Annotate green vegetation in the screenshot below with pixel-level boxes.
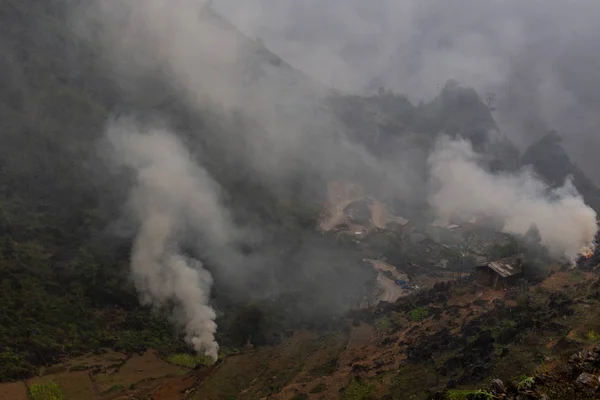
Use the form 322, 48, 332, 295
517, 376, 535, 390
167, 353, 213, 368
2, 1, 600, 397
409, 307, 430, 322
29, 381, 64, 400
445, 389, 494, 400
344, 378, 373, 400
489, 242, 519, 260
0, 0, 368, 382
167, 353, 198, 368
374, 317, 393, 331
587, 329, 600, 342
0, 12, 190, 373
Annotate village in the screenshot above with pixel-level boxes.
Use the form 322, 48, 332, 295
318, 181, 600, 307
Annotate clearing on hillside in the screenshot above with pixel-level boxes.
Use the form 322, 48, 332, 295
93, 350, 184, 395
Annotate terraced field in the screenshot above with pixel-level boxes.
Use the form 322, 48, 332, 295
0, 349, 196, 400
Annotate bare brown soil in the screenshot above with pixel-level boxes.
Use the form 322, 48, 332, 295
537, 271, 595, 292
149, 375, 197, 400
376, 273, 406, 303
0, 382, 28, 400
370, 201, 408, 229
54, 371, 95, 400
94, 350, 184, 395
10, 349, 193, 400
319, 181, 408, 234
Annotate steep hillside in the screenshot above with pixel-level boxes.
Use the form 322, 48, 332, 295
1, 1, 600, 397
522, 131, 600, 212
328, 81, 522, 189
5, 270, 600, 399
0, 0, 339, 381
190, 271, 600, 400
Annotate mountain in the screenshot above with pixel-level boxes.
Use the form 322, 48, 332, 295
522, 131, 600, 212
1, 1, 600, 398
0, 0, 370, 381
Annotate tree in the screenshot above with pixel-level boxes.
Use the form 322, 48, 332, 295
525, 223, 541, 245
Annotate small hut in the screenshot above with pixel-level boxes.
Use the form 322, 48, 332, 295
474, 257, 524, 289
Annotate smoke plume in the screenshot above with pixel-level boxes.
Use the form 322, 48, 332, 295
73, 0, 600, 357
105, 118, 241, 360
70, 0, 408, 354
428, 136, 597, 259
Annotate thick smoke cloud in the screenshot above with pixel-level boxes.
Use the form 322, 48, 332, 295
75, 0, 599, 358
74, 0, 426, 202
214, 0, 600, 182
428, 136, 597, 259
74, 0, 395, 357
105, 119, 243, 360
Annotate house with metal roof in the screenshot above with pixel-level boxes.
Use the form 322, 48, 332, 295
474, 256, 524, 289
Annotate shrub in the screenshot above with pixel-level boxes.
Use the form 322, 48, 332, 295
344, 378, 373, 400
409, 307, 429, 322
445, 389, 494, 400
375, 317, 392, 331
517, 376, 535, 390
587, 329, 600, 342
167, 353, 196, 368
29, 381, 64, 400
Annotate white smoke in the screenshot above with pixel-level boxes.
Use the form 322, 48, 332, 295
428, 136, 597, 259
106, 119, 240, 360
75, 0, 599, 353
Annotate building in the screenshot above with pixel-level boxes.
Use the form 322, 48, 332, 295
474, 257, 524, 289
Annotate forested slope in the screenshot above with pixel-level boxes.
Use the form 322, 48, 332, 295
0, 0, 187, 380
1, 0, 599, 384
0, 0, 368, 380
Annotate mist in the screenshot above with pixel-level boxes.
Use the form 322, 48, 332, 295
73, 0, 432, 217
214, 0, 600, 183
73, 0, 392, 356
71, 0, 600, 358
428, 136, 597, 259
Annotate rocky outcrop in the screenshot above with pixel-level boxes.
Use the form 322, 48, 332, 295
433, 346, 600, 400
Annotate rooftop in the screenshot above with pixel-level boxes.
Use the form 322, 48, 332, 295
476, 257, 523, 278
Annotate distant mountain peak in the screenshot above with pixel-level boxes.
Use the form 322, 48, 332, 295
522, 130, 600, 211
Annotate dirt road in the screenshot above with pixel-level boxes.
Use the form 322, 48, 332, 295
363, 259, 409, 303
376, 273, 406, 303
319, 197, 366, 231
364, 259, 408, 281
369, 201, 409, 229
